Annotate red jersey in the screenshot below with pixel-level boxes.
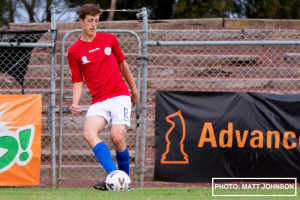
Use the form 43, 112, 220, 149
68, 32, 130, 105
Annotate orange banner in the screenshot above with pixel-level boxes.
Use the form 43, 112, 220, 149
0, 94, 41, 186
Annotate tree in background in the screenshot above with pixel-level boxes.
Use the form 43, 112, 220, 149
130, 0, 176, 19
174, 0, 232, 18
0, 0, 16, 26
106, 0, 300, 19
174, 0, 300, 19
19, 0, 80, 22
0, 0, 82, 26
243, 0, 300, 19
1, 0, 300, 26
107, 0, 117, 21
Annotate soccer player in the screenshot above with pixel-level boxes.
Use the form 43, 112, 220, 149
67, 4, 138, 190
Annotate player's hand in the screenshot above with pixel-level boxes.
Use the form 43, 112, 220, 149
131, 90, 138, 107
71, 104, 81, 115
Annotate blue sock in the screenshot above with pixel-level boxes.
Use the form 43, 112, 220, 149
93, 142, 117, 174
116, 148, 130, 175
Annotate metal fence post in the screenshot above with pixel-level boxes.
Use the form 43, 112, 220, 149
50, 4, 57, 188
137, 7, 149, 188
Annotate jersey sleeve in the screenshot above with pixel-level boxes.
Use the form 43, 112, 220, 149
67, 49, 83, 82
112, 34, 125, 64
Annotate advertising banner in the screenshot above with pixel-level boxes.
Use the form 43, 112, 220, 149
0, 95, 41, 186
154, 91, 300, 182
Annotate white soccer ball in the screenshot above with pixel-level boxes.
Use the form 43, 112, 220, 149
105, 170, 131, 191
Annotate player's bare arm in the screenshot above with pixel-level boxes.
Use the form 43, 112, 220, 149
71, 81, 83, 115
118, 60, 138, 107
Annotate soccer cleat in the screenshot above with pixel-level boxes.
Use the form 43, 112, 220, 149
93, 181, 108, 191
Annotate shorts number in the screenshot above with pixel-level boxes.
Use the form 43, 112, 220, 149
123, 107, 129, 119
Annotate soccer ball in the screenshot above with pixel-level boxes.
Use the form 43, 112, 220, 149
105, 170, 131, 191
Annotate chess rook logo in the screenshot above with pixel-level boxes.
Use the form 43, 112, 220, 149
161, 110, 189, 164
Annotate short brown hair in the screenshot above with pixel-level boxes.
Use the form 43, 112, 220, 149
79, 4, 101, 20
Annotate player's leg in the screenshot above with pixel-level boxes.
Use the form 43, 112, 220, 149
82, 115, 104, 147
110, 95, 131, 175
111, 124, 130, 175
83, 116, 118, 174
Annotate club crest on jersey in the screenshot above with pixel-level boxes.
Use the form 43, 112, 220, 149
81, 56, 90, 64
104, 47, 112, 56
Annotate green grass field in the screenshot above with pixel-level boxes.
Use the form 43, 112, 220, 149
0, 187, 298, 200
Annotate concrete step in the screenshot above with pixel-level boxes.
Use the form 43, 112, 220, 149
58, 88, 300, 108
1, 64, 297, 98
41, 132, 155, 149
0, 76, 52, 89
25, 64, 139, 77
55, 31, 141, 52
58, 64, 298, 78
40, 164, 154, 181
4, 56, 295, 84
146, 77, 300, 90
145, 88, 300, 106
284, 53, 300, 64
10, 18, 300, 31
56, 29, 300, 43
40, 115, 138, 132
29, 51, 277, 67
29, 52, 138, 65
9, 19, 224, 32
56, 38, 298, 60
20, 47, 300, 70
147, 54, 261, 67
146, 29, 300, 41
9, 20, 300, 38
0, 88, 76, 103
57, 32, 298, 51
145, 65, 299, 78
41, 149, 136, 163
2, 76, 298, 107
21, 56, 297, 94
0, 76, 82, 89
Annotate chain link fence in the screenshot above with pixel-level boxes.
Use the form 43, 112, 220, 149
140, 29, 300, 185
58, 30, 142, 187
53, 27, 300, 187
1, 7, 299, 188
0, 30, 51, 94
0, 30, 55, 186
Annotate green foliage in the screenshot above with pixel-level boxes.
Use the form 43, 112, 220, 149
66, 0, 110, 20
0, 0, 299, 26
244, 0, 300, 19
174, 0, 235, 18
174, 0, 300, 19
0, 0, 15, 26
61, 0, 176, 20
